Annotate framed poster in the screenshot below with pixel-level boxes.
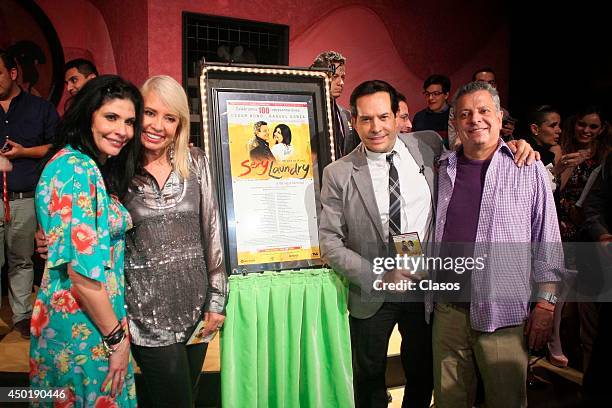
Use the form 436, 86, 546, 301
199, 63, 335, 274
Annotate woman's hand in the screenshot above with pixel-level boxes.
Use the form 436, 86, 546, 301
101, 333, 130, 398
554, 150, 590, 175
201, 311, 225, 338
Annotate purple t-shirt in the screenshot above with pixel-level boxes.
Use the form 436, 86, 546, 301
439, 152, 490, 303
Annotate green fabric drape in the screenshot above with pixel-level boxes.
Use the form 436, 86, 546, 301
221, 268, 354, 408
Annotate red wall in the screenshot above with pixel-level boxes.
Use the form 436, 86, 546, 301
147, 0, 510, 107
90, 0, 148, 86
36, 0, 147, 85
37, 0, 116, 74
36, 0, 117, 110
35, 0, 510, 108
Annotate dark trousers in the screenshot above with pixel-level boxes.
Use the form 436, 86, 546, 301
132, 341, 208, 408
350, 302, 433, 408
582, 302, 612, 406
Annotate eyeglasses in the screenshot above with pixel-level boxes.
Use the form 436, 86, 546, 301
423, 91, 445, 97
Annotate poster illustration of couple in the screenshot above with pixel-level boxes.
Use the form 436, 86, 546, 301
225, 99, 320, 267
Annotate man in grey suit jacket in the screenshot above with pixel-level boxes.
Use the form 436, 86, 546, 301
319, 80, 443, 408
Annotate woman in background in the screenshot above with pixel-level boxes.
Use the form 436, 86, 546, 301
523, 105, 562, 192
553, 106, 610, 369
31, 75, 142, 406
271, 123, 294, 161
524, 104, 562, 167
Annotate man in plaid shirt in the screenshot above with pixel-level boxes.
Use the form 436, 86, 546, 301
430, 81, 565, 408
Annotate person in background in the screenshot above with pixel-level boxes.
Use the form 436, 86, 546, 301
64, 58, 99, 97
524, 104, 562, 167
396, 92, 413, 133
521, 104, 568, 367
412, 74, 451, 146
581, 150, 612, 406
31, 75, 142, 406
311, 50, 360, 158
0, 49, 59, 339
522, 104, 563, 193
7, 40, 45, 97
556, 105, 611, 372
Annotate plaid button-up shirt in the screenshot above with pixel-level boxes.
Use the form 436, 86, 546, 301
432, 139, 565, 332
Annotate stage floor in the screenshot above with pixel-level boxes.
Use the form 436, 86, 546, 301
1, 295, 584, 407
0, 294, 220, 374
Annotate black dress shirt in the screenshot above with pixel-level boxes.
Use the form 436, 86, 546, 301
0, 89, 59, 191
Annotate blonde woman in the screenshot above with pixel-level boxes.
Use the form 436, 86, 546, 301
123, 75, 227, 407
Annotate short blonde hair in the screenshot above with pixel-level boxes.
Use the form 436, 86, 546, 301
141, 75, 191, 179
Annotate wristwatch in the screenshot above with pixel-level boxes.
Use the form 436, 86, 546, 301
536, 291, 558, 305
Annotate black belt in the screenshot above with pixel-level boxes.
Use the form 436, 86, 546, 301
8, 191, 35, 200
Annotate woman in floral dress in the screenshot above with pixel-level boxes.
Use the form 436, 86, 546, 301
30, 75, 143, 407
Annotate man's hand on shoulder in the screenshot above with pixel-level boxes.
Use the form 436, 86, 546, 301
507, 139, 540, 167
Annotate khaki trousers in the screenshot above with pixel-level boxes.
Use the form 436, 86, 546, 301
0, 197, 36, 323
432, 303, 528, 408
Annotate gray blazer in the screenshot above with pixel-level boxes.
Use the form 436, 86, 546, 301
319, 131, 444, 319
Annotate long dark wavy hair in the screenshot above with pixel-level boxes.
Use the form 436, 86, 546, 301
48, 75, 143, 199
561, 105, 611, 163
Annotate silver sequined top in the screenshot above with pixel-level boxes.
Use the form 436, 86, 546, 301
123, 147, 227, 346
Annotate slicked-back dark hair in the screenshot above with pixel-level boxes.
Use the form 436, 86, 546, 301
64, 58, 99, 77
528, 105, 560, 128
424, 74, 451, 94
311, 50, 346, 69
50, 75, 143, 199
349, 80, 399, 118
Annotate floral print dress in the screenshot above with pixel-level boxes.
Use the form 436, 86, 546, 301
557, 158, 600, 242
30, 146, 137, 407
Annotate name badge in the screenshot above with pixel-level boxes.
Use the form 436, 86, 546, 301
392, 232, 423, 256
392, 232, 428, 279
